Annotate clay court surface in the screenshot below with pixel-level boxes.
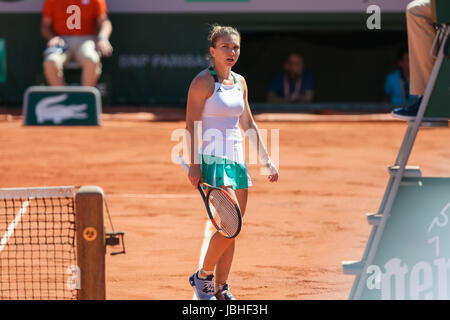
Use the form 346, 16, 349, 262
1, 114, 450, 299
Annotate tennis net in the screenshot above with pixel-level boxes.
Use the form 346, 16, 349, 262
0, 187, 78, 300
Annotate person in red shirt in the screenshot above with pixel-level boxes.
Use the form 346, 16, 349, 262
41, 0, 113, 87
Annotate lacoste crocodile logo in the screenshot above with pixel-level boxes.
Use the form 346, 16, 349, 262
35, 94, 88, 124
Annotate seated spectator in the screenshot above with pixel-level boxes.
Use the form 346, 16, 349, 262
41, 0, 113, 87
267, 53, 315, 104
385, 46, 417, 106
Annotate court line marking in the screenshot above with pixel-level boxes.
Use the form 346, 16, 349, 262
107, 192, 211, 299
0, 201, 29, 253
192, 220, 214, 300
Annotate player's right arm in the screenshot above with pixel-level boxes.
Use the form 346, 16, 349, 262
185, 71, 213, 188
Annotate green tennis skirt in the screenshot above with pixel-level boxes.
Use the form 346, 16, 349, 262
200, 154, 252, 190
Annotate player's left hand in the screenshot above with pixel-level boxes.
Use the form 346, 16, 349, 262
96, 39, 113, 57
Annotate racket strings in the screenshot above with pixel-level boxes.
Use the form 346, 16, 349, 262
208, 190, 240, 237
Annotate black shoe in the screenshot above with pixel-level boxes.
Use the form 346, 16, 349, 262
391, 97, 422, 121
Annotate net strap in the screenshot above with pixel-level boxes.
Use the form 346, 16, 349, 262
0, 187, 75, 199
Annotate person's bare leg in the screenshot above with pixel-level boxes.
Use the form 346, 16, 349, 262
200, 187, 246, 276
81, 58, 100, 87
43, 59, 65, 86
77, 39, 101, 87
214, 188, 248, 289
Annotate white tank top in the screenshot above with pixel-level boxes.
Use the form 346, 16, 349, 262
201, 68, 245, 163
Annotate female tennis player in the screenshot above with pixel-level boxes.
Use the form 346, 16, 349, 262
185, 25, 279, 300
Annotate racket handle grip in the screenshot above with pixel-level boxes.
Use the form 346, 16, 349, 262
177, 156, 205, 196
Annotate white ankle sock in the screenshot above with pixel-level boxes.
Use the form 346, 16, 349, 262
215, 283, 224, 294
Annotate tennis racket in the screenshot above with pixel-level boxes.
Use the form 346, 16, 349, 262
177, 156, 242, 239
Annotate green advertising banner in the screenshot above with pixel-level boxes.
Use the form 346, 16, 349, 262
0, 12, 407, 106
424, 40, 450, 119
0, 39, 5, 83
23, 86, 101, 126
432, 0, 450, 24
354, 177, 450, 300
